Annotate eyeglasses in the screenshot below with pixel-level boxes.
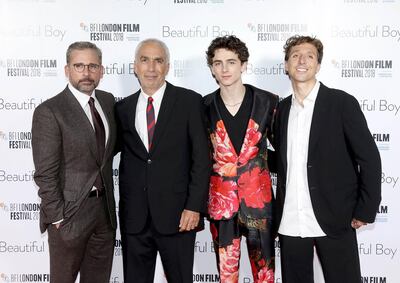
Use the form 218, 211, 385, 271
72, 63, 101, 73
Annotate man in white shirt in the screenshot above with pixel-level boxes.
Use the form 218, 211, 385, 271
274, 35, 381, 283
32, 41, 117, 283
115, 38, 210, 283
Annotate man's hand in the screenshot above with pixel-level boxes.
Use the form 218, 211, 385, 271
351, 218, 367, 229
179, 209, 200, 232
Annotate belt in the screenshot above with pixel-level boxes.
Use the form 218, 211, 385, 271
89, 189, 105, 198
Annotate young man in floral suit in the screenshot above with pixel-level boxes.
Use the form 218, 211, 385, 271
204, 35, 279, 283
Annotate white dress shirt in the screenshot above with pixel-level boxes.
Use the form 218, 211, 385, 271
68, 83, 110, 144
278, 81, 326, 237
135, 82, 166, 152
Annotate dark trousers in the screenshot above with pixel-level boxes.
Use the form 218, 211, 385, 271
47, 195, 115, 283
279, 231, 361, 283
121, 218, 196, 283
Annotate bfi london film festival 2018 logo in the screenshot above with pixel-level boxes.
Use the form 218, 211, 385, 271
0, 130, 32, 150
0, 200, 39, 221
80, 23, 140, 42
373, 132, 391, 151
0, 58, 58, 78
0, 273, 50, 283
247, 23, 308, 42
331, 58, 393, 79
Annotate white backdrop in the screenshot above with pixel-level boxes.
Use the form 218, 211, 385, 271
0, 0, 399, 282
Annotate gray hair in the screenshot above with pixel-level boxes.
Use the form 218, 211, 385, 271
134, 38, 170, 63
66, 41, 102, 64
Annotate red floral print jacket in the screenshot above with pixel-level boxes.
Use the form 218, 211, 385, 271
204, 85, 279, 221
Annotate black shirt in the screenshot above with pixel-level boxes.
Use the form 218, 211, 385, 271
216, 86, 253, 155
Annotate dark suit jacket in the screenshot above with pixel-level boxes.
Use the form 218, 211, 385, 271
274, 82, 381, 237
32, 86, 117, 233
115, 82, 210, 235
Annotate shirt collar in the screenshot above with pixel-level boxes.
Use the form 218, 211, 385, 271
68, 83, 96, 108
291, 80, 320, 107
139, 82, 167, 104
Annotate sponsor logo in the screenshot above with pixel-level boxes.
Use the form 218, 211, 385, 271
114, 239, 122, 256
274, 239, 280, 258
0, 241, 45, 253
376, 204, 388, 222
193, 274, 220, 282
112, 168, 119, 186
0, 170, 35, 182
331, 59, 393, 78
80, 23, 140, 42
331, 25, 400, 42
359, 99, 400, 116
0, 25, 66, 41
173, 60, 195, 78
361, 277, 387, 283
1, 58, 58, 78
381, 172, 398, 188
373, 133, 390, 151
0, 98, 43, 111
358, 242, 397, 259
248, 23, 308, 42
103, 62, 135, 76
0, 273, 50, 282
246, 62, 286, 76
0, 131, 32, 149
194, 240, 215, 253
0, 202, 40, 221
162, 25, 234, 38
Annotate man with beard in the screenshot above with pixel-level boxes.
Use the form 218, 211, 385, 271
32, 41, 117, 283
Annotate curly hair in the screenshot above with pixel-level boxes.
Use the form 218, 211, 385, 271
206, 35, 249, 66
283, 35, 324, 64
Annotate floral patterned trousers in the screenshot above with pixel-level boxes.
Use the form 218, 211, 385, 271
209, 214, 275, 283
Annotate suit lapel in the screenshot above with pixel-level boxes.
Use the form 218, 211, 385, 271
308, 84, 328, 161
95, 91, 113, 163
150, 82, 177, 154
63, 87, 99, 164
279, 97, 291, 173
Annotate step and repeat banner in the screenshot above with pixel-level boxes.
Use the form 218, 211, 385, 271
0, 0, 399, 282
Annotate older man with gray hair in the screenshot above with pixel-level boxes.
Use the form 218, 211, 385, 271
115, 38, 210, 283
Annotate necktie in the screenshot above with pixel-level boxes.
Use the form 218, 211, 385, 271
88, 97, 105, 191
146, 96, 155, 150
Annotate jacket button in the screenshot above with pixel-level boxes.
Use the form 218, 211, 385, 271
143, 187, 147, 191
147, 159, 152, 164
